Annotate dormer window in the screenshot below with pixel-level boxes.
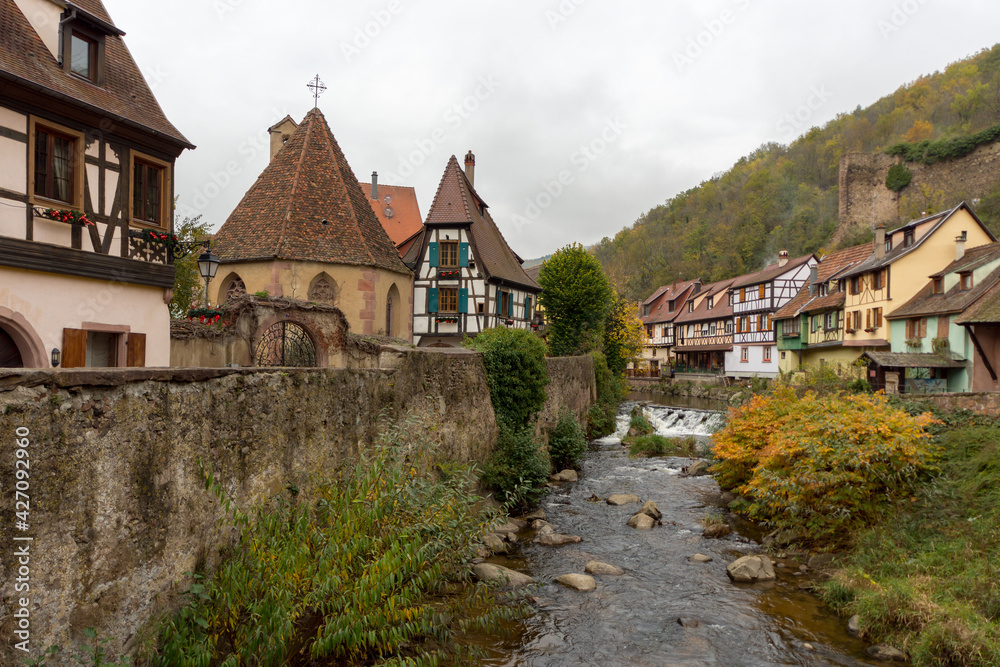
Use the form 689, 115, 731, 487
668, 299, 675, 312
885, 237, 892, 253
60, 8, 124, 86
960, 272, 973, 291
903, 229, 914, 248
687, 301, 694, 313
818, 283, 829, 297
932, 277, 943, 294
70, 33, 97, 79
707, 296, 714, 310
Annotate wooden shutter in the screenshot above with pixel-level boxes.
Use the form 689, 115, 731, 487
458, 288, 468, 314
740, 287, 746, 301
937, 315, 950, 339
62, 328, 87, 368
459, 242, 469, 267
906, 320, 914, 338
496, 291, 503, 315
126, 333, 146, 367
428, 288, 439, 313
759, 284, 766, 299
866, 309, 871, 329
525, 296, 531, 319
919, 318, 926, 338
507, 293, 514, 318
428, 242, 439, 267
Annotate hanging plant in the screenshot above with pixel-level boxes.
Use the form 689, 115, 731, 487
435, 317, 459, 324
188, 307, 225, 325
43, 208, 93, 227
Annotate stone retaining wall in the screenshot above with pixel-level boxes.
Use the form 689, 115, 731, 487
0, 349, 595, 662
907, 391, 1000, 416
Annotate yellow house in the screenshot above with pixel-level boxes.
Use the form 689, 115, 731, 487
839, 203, 995, 353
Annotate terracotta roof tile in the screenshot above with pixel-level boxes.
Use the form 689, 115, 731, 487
365, 184, 424, 250
890, 263, 1000, 320
729, 253, 816, 289
0, 0, 191, 148
773, 244, 870, 320
673, 279, 735, 324
212, 109, 409, 274
424, 155, 538, 291
641, 280, 701, 324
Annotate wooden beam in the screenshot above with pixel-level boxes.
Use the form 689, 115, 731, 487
0, 236, 174, 288
966, 325, 997, 382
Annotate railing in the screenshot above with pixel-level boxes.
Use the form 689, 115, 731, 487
675, 333, 733, 347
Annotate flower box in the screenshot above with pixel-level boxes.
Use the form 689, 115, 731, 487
43, 208, 93, 227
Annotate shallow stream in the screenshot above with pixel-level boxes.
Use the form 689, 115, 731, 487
485, 394, 895, 667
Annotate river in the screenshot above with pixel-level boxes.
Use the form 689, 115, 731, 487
484, 393, 895, 667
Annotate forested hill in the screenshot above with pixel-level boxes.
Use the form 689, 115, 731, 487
594, 44, 1000, 302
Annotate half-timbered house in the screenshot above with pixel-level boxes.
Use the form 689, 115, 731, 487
404, 152, 540, 347
672, 279, 736, 374
726, 251, 816, 378
637, 279, 701, 376
0, 0, 193, 368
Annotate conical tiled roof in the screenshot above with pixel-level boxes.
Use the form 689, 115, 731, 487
213, 109, 409, 274
424, 155, 539, 291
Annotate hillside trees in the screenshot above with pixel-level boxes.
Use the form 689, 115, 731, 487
595, 44, 1000, 301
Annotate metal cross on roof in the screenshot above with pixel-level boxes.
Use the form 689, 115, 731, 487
307, 74, 327, 108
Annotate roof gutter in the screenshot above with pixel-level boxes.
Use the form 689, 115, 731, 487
0, 71, 195, 150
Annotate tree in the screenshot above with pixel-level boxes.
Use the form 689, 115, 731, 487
169, 214, 213, 318
538, 244, 614, 357
603, 295, 643, 376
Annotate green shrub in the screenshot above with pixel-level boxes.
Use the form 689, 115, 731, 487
629, 411, 654, 436
712, 388, 941, 542
464, 327, 549, 429
480, 425, 550, 511
886, 122, 1000, 165
885, 163, 913, 192
549, 409, 588, 471
537, 244, 614, 357
146, 422, 526, 665
629, 434, 697, 458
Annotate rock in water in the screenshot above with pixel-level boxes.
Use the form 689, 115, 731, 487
482, 533, 509, 554
726, 555, 776, 583
472, 563, 533, 588
493, 520, 523, 534
847, 614, 861, 636
555, 573, 596, 591
685, 461, 711, 476
524, 508, 546, 521
702, 523, 731, 539
585, 561, 624, 576
690, 553, 713, 563
535, 532, 582, 546
866, 645, 907, 661
627, 513, 656, 530
640, 500, 662, 520
607, 494, 641, 506
550, 469, 579, 482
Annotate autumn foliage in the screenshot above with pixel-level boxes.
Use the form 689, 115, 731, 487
711, 387, 941, 541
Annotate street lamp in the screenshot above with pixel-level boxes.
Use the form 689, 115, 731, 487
197, 250, 220, 308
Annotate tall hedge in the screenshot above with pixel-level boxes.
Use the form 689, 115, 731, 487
464, 327, 549, 429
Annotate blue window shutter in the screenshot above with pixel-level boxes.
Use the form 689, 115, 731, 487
428, 242, 439, 267
458, 288, 468, 314
428, 288, 439, 313
525, 296, 531, 318
459, 242, 469, 267
496, 290, 503, 315
508, 293, 514, 318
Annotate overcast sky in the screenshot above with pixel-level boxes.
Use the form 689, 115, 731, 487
103, 0, 1000, 260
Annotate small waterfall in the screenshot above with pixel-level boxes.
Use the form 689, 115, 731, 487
644, 405, 726, 437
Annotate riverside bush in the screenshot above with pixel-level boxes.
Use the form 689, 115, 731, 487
629, 434, 697, 458
147, 423, 526, 665
549, 409, 588, 471
712, 388, 940, 542
480, 425, 550, 511
464, 327, 549, 429
818, 423, 1000, 665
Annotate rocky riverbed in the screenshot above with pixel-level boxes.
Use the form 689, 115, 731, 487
474, 400, 901, 666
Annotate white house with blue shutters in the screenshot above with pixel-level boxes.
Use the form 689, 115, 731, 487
403, 152, 541, 347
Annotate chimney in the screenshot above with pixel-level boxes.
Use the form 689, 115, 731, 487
808, 265, 819, 296
371, 171, 378, 201
268, 116, 298, 162
464, 150, 476, 187
956, 230, 968, 261
874, 223, 886, 260
778, 249, 789, 267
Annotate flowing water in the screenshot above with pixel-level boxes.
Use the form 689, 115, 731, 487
486, 394, 895, 667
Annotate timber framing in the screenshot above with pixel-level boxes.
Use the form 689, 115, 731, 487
0, 237, 175, 288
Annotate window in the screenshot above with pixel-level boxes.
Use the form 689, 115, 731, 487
439, 241, 459, 267
960, 272, 973, 291
439, 287, 458, 313
668, 299, 675, 312
709, 322, 717, 335
850, 276, 860, 295
688, 301, 694, 313
701, 323, 709, 336
62, 24, 106, 85
646, 325, 653, 338
61, 328, 145, 368
872, 271, 882, 290
906, 318, 927, 339
225, 277, 247, 301
130, 151, 170, 226
885, 237, 892, 253
707, 296, 714, 310
33, 124, 78, 204
758, 284, 766, 299
133, 160, 163, 223
825, 312, 835, 330
725, 321, 733, 334
740, 347, 749, 362
818, 283, 829, 297
903, 229, 914, 248
70, 33, 97, 80
757, 314, 766, 332
932, 277, 943, 294
763, 346, 772, 362
308, 274, 336, 304
874, 307, 883, 329
783, 318, 800, 337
